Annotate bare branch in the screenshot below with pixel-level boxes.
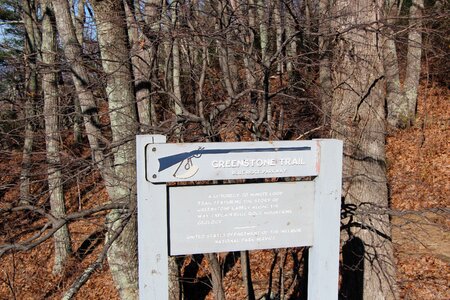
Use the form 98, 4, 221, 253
0, 202, 128, 257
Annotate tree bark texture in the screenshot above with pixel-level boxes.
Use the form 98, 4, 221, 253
404, 0, 423, 124
285, 1, 297, 81
331, 1, 398, 299
124, 1, 153, 128
91, 0, 139, 298
19, 0, 38, 205
41, 0, 72, 275
69, 0, 85, 142
206, 253, 226, 300
171, 1, 183, 141
241, 250, 255, 300
383, 25, 406, 127
52, 0, 110, 173
319, 0, 333, 125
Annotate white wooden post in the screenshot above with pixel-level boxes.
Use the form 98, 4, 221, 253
308, 139, 343, 300
137, 135, 168, 299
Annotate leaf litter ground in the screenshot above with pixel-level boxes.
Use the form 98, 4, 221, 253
0, 83, 448, 299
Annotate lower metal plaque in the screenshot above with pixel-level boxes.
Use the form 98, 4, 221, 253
169, 181, 314, 255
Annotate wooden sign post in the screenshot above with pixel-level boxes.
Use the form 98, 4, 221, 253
137, 135, 342, 299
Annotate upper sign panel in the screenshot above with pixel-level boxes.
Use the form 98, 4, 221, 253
146, 140, 319, 182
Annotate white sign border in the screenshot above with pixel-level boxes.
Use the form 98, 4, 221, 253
137, 135, 342, 300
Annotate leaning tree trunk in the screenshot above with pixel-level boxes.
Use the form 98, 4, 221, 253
91, 1, 139, 299
52, 0, 110, 174
41, 0, 72, 274
69, 0, 85, 143
331, 1, 398, 299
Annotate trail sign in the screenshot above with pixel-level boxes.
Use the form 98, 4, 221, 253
137, 135, 343, 300
146, 140, 319, 182
169, 181, 314, 255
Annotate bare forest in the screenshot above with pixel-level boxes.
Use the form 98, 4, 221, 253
0, 0, 448, 299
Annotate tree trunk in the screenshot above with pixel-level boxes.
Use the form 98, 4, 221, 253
404, 0, 423, 125
69, 0, 85, 143
331, 1, 398, 299
72, 0, 85, 45
41, 0, 72, 274
206, 253, 226, 300
384, 0, 423, 128
19, 0, 38, 205
124, 1, 153, 128
255, 0, 271, 136
91, 1, 139, 299
285, 1, 297, 81
274, 1, 284, 76
171, 1, 183, 141
168, 3, 183, 291
241, 250, 255, 300
144, 0, 161, 127
383, 1, 406, 128
242, 0, 257, 105
52, 0, 110, 173
318, 0, 333, 125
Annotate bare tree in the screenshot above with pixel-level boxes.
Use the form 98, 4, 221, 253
383, 0, 406, 128
318, 0, 333, 125
52, 0, 109, 172
124, 0, 153, 128
384, 0, 424, 128
69, 0, 86, 143
90, 0, 139, 298
18, 0, 38, 205
404, 0, 423, 125
171, 0, 183, 141
330, 0, 398, 298
41, 0, 72, 274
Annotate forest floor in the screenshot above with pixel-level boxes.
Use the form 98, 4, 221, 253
387, 83, 449, 299
0, 82, 448, 299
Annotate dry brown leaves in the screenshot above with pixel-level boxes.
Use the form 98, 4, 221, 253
1, 83, 448, 299
387, 83, 449, 299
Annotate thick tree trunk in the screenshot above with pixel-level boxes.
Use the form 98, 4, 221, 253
331, 1, 398, 299
91, 1, 139, 299
41, 0, 72, 274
